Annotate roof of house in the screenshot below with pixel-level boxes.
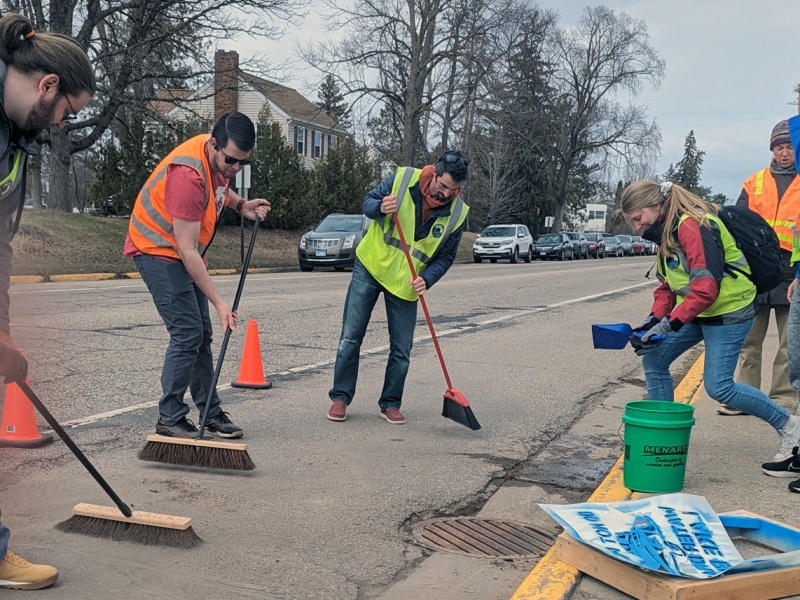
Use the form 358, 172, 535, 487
240, 71, 341, 131
148, 88, 194, 119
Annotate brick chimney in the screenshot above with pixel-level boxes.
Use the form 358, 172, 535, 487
214, 50, 239, 122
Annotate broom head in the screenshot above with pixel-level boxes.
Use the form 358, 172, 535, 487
56, 503, 203, 549
442, 388, 481, 430
138, 435, 255, 470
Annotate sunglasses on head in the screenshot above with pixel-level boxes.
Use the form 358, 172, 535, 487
442, 152, 469, 168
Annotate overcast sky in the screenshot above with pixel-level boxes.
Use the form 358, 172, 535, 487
230, 0, 800, 200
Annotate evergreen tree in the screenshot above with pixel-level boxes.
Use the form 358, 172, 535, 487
663, 130, 727, 202
248, 106, 311, 229
309, 139, 376, 218
316, 74, 352, 130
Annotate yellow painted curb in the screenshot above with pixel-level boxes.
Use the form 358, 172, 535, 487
49, 273, 118, 282
208, 268, 238, 276
510, 353, 705, 600
10, 275, 45, 284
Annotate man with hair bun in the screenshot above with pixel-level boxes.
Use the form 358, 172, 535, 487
0, 10, 95, 590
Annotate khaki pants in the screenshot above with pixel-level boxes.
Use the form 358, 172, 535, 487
736, 304, 797, 411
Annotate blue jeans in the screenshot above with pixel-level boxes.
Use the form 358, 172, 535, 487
642, 318, 789, 429
329, 259, 417, 409
0, 508, 8, 558
134, 255, 223, 425
787, 283, 800, 404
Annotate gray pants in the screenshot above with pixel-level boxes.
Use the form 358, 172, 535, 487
788, 283, 800, 414
134, 255, 222, 425
0, 508, 8, 558
736, 303, 796, 411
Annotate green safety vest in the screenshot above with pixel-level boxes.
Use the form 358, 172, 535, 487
658, 213, 755, 318
356, 167, 469, 301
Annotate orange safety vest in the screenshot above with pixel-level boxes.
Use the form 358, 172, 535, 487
742, 168, 800, 252
128, 135, 223, 259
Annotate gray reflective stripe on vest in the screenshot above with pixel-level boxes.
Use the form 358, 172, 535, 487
135, 155, 210, 253
383, 167, 415, 248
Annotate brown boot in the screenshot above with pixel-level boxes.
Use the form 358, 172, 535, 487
0, 550, 58, 590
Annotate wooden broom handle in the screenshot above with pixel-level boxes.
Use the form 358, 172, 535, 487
391, 214, 453, 390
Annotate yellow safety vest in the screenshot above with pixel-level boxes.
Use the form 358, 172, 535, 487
356, 167, 469, 301
659, 213, 755, 318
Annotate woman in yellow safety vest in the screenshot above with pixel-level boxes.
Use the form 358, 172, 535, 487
620, 180, 800, 477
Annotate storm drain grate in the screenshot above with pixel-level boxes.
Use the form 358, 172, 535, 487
411, 517, 555, 558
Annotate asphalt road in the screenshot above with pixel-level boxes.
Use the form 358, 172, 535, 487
1, 255, 663, 599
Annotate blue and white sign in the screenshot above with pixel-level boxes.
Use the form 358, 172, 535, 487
541, 494, 741, 579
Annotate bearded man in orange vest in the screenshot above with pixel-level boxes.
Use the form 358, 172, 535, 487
720, 120, 800, 416
125, 112, 270, 439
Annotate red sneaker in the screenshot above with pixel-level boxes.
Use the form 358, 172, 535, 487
327, 401, 347, 422
380, 408, 406, 424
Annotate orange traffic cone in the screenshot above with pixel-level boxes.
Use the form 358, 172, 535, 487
231, 319, 272, 389
0, 376, 54, 448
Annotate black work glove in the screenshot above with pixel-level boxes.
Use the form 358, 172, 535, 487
0, 343, 27, 384
632, 315, 661, 334
629, 334, 660, 356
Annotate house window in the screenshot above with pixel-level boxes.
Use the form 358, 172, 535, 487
314, 131, 322, 158
328, 134, 338, 150
588, 210, 605, 220
296, 126, 306, 155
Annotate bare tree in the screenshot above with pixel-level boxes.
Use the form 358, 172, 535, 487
6, 0, 308, 211
540, 6, 664, 232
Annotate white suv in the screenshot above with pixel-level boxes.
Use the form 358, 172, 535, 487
472, 224, 534, 264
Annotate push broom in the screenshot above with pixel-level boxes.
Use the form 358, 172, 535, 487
391, 214, 481, 430
138, 218, 261, 470
14, 381, 201, 548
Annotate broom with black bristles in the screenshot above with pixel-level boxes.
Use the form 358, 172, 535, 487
15, 381, 202, 548
138, 218, 261, 470
391, 214, 481, 430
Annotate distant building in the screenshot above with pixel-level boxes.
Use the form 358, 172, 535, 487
155, 50, 349, 169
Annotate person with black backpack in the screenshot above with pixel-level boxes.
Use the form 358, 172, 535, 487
717, 120, 800, 416
620, 180, 800, 475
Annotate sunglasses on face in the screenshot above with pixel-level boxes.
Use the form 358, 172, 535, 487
215, 144, 251, 166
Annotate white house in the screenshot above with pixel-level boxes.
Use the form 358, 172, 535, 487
159, 50, 349, 169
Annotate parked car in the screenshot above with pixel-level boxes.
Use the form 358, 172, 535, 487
615, 234, 634, 256
603, 235, 624, 257
298, 213, 371, 272
534, 232, 575, 261
583, 232, 606, 259
472, 224, 534, 264
642, 239, 657, 255
563, 232, 589, 259
631, 235, 645, 256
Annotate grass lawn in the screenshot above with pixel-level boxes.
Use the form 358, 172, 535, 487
11, 210, 478, 277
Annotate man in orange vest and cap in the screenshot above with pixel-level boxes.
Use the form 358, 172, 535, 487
720, 120, 800, 416
125, 112, 270, 439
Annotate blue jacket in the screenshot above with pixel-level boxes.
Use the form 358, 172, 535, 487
789, 115, 800, 278
362, 170, 464, 288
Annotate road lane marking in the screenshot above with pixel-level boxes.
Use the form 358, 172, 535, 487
48, 280, 656, 429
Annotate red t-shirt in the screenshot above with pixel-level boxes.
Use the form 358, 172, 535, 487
124, 153, 229, 257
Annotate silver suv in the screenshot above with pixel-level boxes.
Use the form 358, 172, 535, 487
298, 214, 371, 272
472, 224, 534, 263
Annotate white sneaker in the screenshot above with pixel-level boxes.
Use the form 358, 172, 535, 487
717, 405, 747, 416
775, 415, 800, 461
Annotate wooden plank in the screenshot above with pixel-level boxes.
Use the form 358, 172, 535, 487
555, 532, 800, 600
144, 434, 247, 452
72, 503, 192, 531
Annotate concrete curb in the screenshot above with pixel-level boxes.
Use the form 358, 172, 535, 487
509, 354, 706, 599
9, 266, 293, 285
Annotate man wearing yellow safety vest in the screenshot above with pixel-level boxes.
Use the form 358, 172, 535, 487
326, 150, 470, 425
721, 120, 800, 416
125, 112, 270, 439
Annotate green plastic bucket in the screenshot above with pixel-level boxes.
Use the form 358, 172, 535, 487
622, 400, 695, 493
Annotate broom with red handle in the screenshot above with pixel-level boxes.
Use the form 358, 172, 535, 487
391, 214, 480, 430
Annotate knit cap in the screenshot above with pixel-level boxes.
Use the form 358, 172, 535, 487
770, 120, 790, 150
